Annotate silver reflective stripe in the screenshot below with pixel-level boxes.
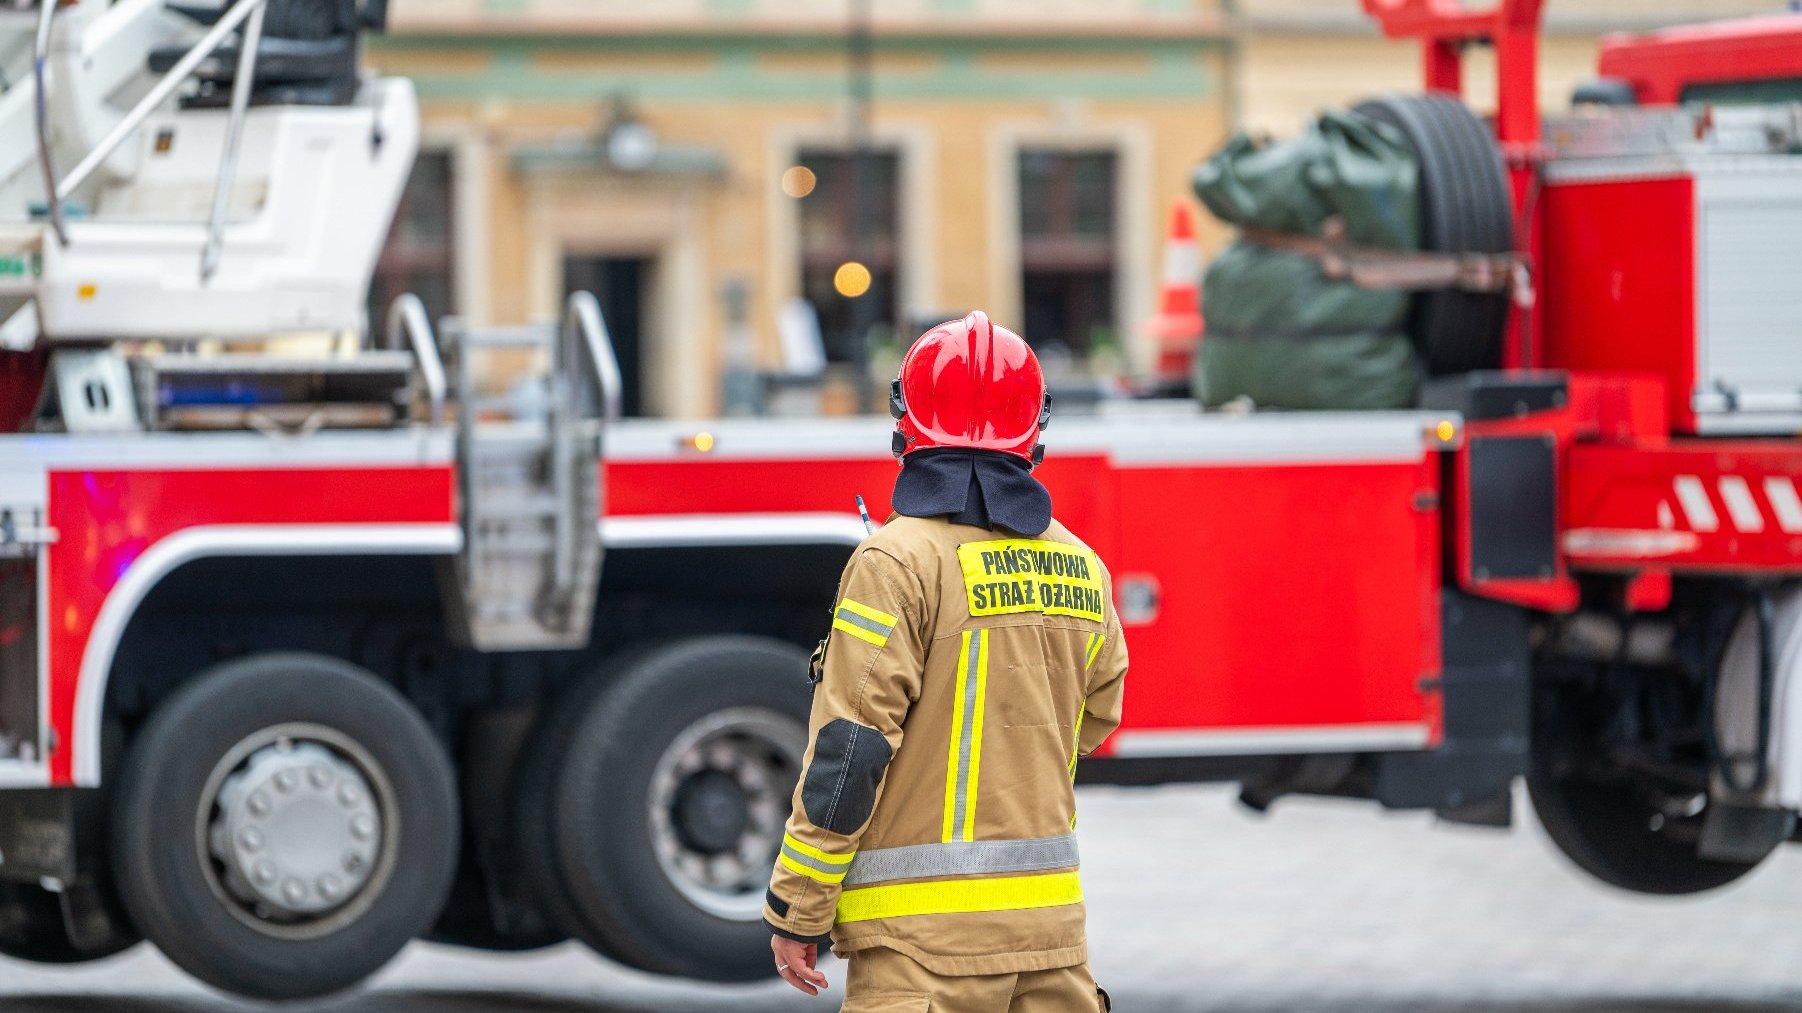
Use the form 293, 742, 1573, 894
948, 629, 986, 842
843, 834, 1081, 887
835, 606, 893, 639
781, 840, 850, 879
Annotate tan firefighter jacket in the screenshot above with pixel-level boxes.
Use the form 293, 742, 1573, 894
763, 514, 1129, 975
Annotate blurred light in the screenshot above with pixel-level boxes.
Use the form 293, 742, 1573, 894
781, 165, 817, 198
1435, 420, 1457, 443
684, 431, 716, 453
833, 261, 872, 298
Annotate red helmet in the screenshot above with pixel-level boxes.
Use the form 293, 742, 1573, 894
889, 310, 1051, 466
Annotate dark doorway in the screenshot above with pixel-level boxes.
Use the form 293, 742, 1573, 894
563, 255, 650, 417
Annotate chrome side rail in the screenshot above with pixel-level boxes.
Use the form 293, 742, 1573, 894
201, 0, 265, 281
38, 0, 270, 263
32, 0, 65, 247
386, 293, 447, 426
563, 290, 623, 423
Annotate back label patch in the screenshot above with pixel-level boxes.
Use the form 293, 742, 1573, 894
956, 539, 1105, 623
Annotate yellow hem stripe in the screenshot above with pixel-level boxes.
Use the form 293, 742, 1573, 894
838, 597, 898, 628
1084, 632, 1104, 669
833, 616, 890, 647
783, 834, 855, 866
779, 852, 848, 885
836, 871, 1083, 924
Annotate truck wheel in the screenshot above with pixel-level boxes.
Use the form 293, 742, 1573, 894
1527, 668, 1765, 895
110, 653, 459, 1000
1353, 93, 1513, 376
545, 636, 810, 980
1527, 768, 1764, 894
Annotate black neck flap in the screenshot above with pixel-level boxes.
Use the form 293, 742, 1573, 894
891, 449, 1052, 537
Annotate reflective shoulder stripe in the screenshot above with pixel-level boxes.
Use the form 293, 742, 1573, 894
780, 852, 848, 885
780, 834, 855, 885
783, 833, 855, 867
843, 834, 1080, 887
836, 871, 1082, 924
834, 597, 897, 647
1084, 632, 1104, 669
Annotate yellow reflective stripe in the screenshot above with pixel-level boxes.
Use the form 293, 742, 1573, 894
779, 852, 848, 886
962, 630, 989, 842
943, 629, 972, 842
783, 833, 855, 866
1068, 705, 1085, 828
838, 597, 898, 629
833, 615, 889, 647
836, 871, 1083, 924
1067, 706, 1085, 782
943, 629, 988, 843
1084, 632, 1104, 669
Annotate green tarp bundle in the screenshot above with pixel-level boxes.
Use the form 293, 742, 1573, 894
1192, 109, 1420, 410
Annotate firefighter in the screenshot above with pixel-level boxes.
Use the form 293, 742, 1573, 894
764, 311, 1127, 1011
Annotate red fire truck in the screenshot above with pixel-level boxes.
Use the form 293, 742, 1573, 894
0, 0, 1796, 1002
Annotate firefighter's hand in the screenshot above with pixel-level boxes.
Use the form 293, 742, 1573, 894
771, 935, 829, 995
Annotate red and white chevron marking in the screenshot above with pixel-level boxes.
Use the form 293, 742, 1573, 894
1666, 474, 1802, 534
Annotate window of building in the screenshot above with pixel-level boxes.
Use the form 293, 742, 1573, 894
1018, 148, 1117, 359
368, 151, 455, 337
796, 147, 902, 362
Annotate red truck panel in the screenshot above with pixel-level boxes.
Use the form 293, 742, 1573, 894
1540, 176, 1697, 433
1105, 457, 1442, 755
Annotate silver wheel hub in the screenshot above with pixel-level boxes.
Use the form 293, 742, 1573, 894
208, 739, 383, 920
648, 707, 805, 921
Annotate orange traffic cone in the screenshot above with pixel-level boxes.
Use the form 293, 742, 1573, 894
1145, 200, 1205, 382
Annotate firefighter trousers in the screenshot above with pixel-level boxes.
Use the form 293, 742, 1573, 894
841, 946, 1106, 1013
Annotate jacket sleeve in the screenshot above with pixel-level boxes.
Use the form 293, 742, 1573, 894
763, 545, 929, 943
1078, 608, 1128, 757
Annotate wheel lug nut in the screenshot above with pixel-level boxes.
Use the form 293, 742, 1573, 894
350, 814, 375, 841
247, 791, 271, 817
309, 765, 333, 789
316, 875, 342, 902
274, 770, 298, 793
343, 851, 364, 872
282, 878, 307, 905
238, 827, 264, 852
338, 784, 361, 807
253, 860, 277, 886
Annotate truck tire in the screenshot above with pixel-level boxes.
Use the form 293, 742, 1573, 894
542, 636, 810, 980
1527, 668, 1766, 895
110, 652, 459, 1000
510, 651, 638, 960
1353, 93, 1513, 376
1527, 769, 1765, 894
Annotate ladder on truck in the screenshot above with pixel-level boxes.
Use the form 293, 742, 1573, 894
436, 292, 622, 652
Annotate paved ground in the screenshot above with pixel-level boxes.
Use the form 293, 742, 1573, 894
6, 784, 1802, 1011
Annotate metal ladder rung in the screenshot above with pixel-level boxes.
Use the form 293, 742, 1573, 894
469, 493, 561, 519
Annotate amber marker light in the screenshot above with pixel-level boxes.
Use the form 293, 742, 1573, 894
683, 431, 717, 453
781, 165, 817, 198
1435, 420, 1457, 443
834, 261, 872, 298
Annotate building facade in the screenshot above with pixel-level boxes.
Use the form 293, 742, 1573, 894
368, 0, 1231, 417
366, 0, 1780, 417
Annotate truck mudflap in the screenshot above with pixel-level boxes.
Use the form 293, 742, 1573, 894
1372, 591, 1530, 822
